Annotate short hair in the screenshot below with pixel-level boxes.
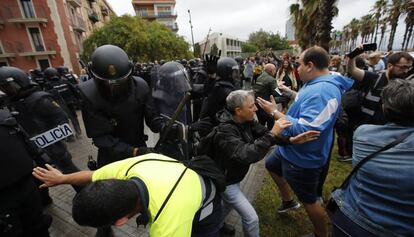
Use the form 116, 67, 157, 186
226, 90, 254, 114
388, 52, 413, 65
72, 179, 138, 227
382, 79, 414, 126
303, 46, 330, 70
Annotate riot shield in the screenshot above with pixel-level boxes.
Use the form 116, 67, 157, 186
152, 62, 192, 160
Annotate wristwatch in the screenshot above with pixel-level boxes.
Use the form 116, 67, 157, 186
270, 109, 278, 117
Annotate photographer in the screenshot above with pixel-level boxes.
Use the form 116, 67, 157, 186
347, 46, 413, 126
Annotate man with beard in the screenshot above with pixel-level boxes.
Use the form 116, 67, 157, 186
347, 51, 413, 126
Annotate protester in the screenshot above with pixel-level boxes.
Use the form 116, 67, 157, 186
257, 46, 353, 237
330, 79, 414, 237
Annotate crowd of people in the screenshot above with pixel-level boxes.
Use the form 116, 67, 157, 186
0, 42, 413, 237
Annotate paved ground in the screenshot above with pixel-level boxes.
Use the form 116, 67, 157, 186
46, 111, 267, 237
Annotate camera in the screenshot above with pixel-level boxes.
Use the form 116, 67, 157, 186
347, 43, 377, 59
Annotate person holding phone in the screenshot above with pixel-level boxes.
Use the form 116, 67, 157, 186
347, 45, 413, 126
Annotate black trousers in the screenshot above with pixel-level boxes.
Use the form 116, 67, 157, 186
0, 177, 50, 237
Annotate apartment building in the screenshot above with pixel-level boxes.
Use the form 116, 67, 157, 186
198, 32, 245, 57
0, 0, 114, 74
132, 0, 178, 32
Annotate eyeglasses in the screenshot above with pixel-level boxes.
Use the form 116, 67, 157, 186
393, 64, 413, 70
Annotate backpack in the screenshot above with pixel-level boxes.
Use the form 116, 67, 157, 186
196, 126, 219, 158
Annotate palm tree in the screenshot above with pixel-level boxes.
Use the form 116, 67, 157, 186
342, 24, 351, 52
349, 18, 360, 49
371, 0, 388, 44
290, 0, 320, 50
315, 0, 339, 51
360, 14, 375, 43
387, 0, 403, 51
402, 0, 414, 50
378, 17, 388, 50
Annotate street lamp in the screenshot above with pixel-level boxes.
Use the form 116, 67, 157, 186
188, 9, 195, 56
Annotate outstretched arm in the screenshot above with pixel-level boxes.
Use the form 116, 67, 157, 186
33, 164, 93, 188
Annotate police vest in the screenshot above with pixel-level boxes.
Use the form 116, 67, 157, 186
360, 73, 388, 125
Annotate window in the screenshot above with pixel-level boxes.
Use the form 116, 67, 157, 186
20, 0, 35, 18
28, 27, 45, 51
0, 61, 8, 67
38, 59, 50, 71
157, 6, 171, 16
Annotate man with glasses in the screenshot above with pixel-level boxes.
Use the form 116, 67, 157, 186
347, 51, 413, 126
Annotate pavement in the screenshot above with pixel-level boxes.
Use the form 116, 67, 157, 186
46, 111, 267, 237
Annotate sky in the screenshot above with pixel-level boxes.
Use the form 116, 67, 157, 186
106, 0, 406, 50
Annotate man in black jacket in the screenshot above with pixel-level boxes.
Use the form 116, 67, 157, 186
213, 90, 319, 237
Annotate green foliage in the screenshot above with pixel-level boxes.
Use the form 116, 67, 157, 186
81, 15, 191, 62
241, 42, 259, 53
193, 43, 201, 58
210, 43, 219, 55
247, 29, 292, 51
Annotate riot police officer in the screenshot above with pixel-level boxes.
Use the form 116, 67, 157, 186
56, 66, 78, 85
78, 44, 165, 237
0, 66, 81, 192
44, 67, 82, 138
199, 57, 238, 123
153, 61, 192, 160
78, 45, 164, 167
29, 69, 47, 90
0, 109, 52, 237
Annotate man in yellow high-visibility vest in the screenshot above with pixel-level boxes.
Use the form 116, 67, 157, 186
33, 153, 221, 237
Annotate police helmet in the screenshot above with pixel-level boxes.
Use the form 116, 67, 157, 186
180, 59, 188, 66
56, 66, 69, 76
188, 59, 196, 67
89, 45, 134, 101
234, 56, 243, 65
0, 66, 33, 98
216, 57, 240, 82
44, 67, 60, 81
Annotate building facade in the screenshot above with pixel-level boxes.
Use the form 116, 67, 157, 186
0, 0, 114, 74
198, 32, 245, 58
132, 0, 178, 32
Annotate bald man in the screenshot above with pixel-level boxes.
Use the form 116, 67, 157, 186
252, 63, 279, 129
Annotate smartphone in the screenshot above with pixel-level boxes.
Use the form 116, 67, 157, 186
363, 43, 377, 51
275, 88, 283, 96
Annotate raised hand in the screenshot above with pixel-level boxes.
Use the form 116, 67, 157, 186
289, 131, 320, 144
256, 96, 277, 114
204, 50, 221, 74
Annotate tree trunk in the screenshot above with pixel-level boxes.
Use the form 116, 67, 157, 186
316, 0, 336, 52
374, 17, 380, 44
406, 24, 414, 50
388, 24, 397, 51
402, 22, 410, 50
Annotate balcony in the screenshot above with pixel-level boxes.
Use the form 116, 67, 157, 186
133, 0, 176, 5
3, 6, 48, 25
15, 40, 56, 57
67, 0, 82, 8
136, 10, 177, 19
0, 52, 16, 59
88, 10, 99, 23
71, 15, 86, 32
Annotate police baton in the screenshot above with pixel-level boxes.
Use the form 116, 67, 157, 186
155, 92, 191, 151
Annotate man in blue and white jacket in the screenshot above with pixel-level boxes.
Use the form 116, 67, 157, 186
257, 46, 353, 237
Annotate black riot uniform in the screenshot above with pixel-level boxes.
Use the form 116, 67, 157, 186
78, 45, 164, 168
199, 57, 238, 121
29, 69, 47, 90
0, 67, 81, 192
56, 66, 78, 85
44, 67, 82, 137
0, 109, 51, 237
153, 61, 192, 160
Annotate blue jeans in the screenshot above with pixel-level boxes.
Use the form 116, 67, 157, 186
221, 183, 259, 237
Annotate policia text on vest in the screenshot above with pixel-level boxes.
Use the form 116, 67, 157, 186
30, 123, 73, 148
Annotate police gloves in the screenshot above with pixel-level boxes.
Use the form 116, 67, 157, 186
204, 50, 221, 75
